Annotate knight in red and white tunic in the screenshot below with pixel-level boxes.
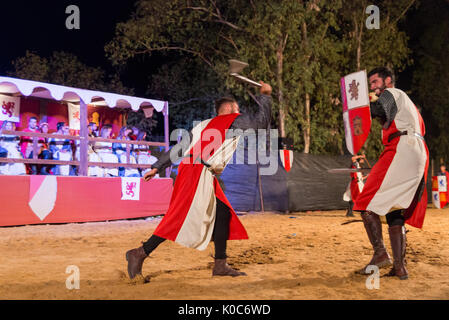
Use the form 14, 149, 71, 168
353, 67, 429, 280
125, 82, 273, 279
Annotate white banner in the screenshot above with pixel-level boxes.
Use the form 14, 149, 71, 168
438, 176, 447, 192
342, 111, 353, 154
343, 70, 370, 110
432, 191, 441, 209
121, 177, 141, 201
0, 94, 21, 122
68, 103, 81, 130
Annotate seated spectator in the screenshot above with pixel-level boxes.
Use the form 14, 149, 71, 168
37, 122, 52, 175
93, 125, 119, 177
0, 121, 26, 175
88, 122, 99, 138
129, 126, 140, 141
0, 122, 9, 174
113, 126, 140, 177
49, 122, 74, 176
75, 124, 103, 177
0, 145, 7, 174
134, 131, 159, 178
20, 117, 51, 175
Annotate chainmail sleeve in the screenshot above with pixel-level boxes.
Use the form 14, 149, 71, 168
153, 94, 272, 172
371, 90, 398, 129
151, 130, 193, 172
230, 94, 272, 130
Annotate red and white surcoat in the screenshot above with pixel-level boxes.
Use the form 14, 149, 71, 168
153, 114, 248, 250
353, 88, 429, 228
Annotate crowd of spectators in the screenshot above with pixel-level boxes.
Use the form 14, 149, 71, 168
0, 118, 158, 177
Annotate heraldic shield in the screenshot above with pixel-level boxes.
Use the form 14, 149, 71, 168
340, 70, 372, 155
280, 149, 294, 172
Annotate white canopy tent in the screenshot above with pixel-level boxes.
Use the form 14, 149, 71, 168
0, 76, 167, 111
0, 76, 170, 176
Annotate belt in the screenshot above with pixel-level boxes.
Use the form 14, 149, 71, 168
388, 131, 425, 143
186, 155, 211, 167
387, 131, 408, 143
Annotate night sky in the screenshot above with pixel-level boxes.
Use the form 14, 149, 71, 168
0, 1, 136, 82
0, 1, 444, 97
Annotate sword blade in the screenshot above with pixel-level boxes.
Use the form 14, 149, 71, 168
327, 168, 371, 174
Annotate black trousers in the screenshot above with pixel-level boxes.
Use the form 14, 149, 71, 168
28, 150, 52, 175
142, 197, 231, 259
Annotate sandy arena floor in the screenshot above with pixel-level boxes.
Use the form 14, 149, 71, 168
0, 207, 448, 300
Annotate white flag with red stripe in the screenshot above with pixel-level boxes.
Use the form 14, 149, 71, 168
280, 149, 294, 172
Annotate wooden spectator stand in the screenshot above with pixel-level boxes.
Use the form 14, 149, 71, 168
0, 76, 173, 227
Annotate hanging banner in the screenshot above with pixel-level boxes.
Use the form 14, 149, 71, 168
432, 175, 447, 209
121, 177, 141, 201
340, 70, 371, 155
0, 94, 21, 122
68, 103, 81, 130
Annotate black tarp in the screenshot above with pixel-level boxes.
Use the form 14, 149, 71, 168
285, 153, 354, 211
221, 151, 432, 213
221, 150, 353, 212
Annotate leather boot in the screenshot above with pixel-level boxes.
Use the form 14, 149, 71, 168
212, 259, 247, 277
387, 225, 409, 280
346, 201, 355, 217
357, 211, 392, 274
126, 246, 148, 279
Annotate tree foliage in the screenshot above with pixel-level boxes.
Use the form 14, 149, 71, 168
10, 51, 133, 95
148, 57, 223, 130
409, 0, 449, 167
106, 0, 417, 159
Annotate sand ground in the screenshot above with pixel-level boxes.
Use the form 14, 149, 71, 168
0, 207, 448, 300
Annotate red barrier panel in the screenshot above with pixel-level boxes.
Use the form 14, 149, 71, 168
0, 176, 173, 227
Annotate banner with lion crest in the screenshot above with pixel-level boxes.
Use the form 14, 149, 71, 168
0, 94, 21, 123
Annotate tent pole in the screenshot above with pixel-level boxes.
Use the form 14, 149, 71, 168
164, 102, 170, 178
256, 137, 265, 213
79, 100, 88, 176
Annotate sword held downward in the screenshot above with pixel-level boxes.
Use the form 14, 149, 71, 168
327, 168, 371, 174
